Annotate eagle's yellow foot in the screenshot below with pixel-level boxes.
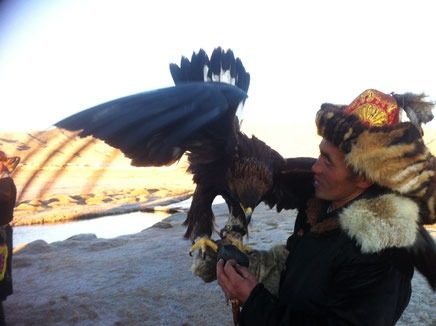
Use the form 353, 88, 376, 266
226, 234, 252, 252
189, 238, 218, 257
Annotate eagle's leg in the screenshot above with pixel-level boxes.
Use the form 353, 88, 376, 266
219, 211, 252, 252
183, 184, 220, 257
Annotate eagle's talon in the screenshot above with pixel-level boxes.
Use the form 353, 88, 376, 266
189, 237, 219, 257
226, 234, 252, 252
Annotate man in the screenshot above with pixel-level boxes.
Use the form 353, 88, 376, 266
216, 89, 436, 325
0, 151, 17, 325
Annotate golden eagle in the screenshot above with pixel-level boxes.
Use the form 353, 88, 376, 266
54, 47, 316, 253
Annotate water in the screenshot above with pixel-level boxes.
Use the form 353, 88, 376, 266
12, 196, 225, 249
13, 211, 171, 248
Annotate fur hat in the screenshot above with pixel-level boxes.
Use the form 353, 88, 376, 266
315, 89, 436, 224
0, 151, 20, 174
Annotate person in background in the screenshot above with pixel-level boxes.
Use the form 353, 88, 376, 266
217, 89, 436, 325
0, 151, 17, 325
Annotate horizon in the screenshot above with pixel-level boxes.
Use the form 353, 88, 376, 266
3, 119, 436, 162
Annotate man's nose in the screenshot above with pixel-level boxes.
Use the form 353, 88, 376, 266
312, 159, 321, 173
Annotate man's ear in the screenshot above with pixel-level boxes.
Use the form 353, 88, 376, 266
357, 175, 373, 190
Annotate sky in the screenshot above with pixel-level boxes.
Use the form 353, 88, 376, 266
1, 0, 436, 151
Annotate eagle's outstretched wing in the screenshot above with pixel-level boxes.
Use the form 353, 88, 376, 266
265, 157, 317, 212
281, 157, 317, 210
55, 82, 247, 167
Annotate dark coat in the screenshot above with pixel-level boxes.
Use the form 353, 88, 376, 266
0, 176, 16, 225
0, 176, 16, 301
240, 187, 414, 326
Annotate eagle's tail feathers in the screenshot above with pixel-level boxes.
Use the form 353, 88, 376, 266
170, 47, 250, 93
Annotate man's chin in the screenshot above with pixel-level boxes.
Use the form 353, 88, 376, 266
315, 189, 329, 201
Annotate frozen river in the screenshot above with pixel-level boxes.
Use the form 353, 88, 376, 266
13, 210, 171, 248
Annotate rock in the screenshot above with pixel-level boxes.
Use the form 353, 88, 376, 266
14, 203, 45, 211
28, 199, 45, 206
151, 222, 172, 229
130, 188, 150, 196
116, 197, 138, 204
47, 195, 76, 207
13, 239, 52, 254
85, 196, 107, 205
66, 234, 98, 241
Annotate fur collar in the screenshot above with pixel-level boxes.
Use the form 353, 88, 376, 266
305, 191, 420, 253
339, 193, 419, 253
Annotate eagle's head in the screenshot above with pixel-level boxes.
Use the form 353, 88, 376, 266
227, 158, 274, 223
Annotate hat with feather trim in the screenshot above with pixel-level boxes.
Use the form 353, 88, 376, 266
315, 89, 436, 224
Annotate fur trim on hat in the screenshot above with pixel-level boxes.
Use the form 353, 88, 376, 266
339, 193, 419, 253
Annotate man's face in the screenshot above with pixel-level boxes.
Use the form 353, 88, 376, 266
312, 139, 363, 204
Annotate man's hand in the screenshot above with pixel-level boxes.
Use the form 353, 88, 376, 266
217, 258, 258, 304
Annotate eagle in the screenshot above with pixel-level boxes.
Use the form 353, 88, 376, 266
54, 47, 316, 254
